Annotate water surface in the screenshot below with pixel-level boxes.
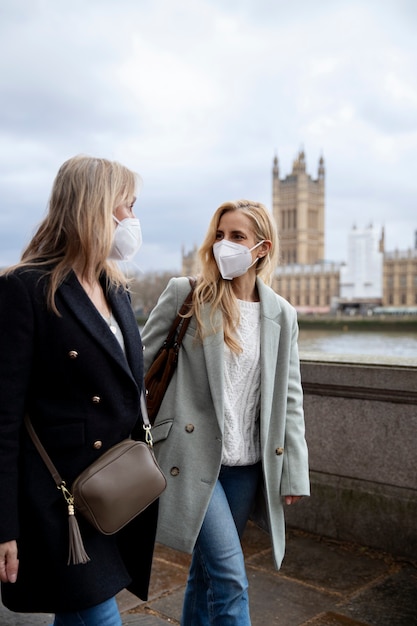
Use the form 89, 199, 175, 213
298, 329, 417, 358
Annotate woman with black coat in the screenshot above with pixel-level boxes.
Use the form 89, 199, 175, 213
0, 155, 158, 625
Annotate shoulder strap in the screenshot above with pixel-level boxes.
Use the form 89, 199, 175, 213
25, 416, 91, 564
140, 391, 154, 445
24, 414, 64, 488
174, 277, 196, 346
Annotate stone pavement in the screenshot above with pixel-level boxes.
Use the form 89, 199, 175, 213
1, 522, 417, 625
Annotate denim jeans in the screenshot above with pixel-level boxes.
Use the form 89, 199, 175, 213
181, 462, 261, 626
52, 596, 122, 626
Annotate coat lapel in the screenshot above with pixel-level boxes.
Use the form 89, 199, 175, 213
202, 305, 225, 430
59, 272, 141, 385
107, 284, 143, 385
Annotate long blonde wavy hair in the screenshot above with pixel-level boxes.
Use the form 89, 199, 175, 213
192, 199, 279, 353
3, 155, 140, 314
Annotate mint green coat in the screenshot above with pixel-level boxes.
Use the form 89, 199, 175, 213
141, 276, 310, 569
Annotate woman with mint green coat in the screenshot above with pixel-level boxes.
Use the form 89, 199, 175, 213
142, 199, 309, 626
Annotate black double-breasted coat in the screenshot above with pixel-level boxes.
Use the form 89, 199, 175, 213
0, 267, 157, 613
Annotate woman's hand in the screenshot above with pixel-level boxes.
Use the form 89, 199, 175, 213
0, 540, 19, 583
284, 496, 303, 505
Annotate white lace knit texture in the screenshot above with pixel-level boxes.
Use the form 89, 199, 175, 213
222, 300, 261, 466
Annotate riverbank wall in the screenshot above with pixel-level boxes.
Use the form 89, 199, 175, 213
138, 315, 417, 331
285, 353, 417, 560
297, 315, 417, 331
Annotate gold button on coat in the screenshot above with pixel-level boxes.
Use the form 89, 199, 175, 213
170, 467, 180, 476
185, 424, 194, 433
93, 441, 103, 450
275, 447, 284, 455
91, 396, 101, 404
68, 350, 78, 359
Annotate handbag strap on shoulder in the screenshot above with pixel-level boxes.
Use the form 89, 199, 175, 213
140, 391, 151, 429
175, 277, 195, 344
24, 414, 64, 488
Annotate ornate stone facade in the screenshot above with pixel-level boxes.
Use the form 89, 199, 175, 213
272, 150, 338, 310
272, 150, 325, 265
383, 249, 417, 307
274, 262, 340, 312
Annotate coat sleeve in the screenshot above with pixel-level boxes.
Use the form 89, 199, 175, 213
280, 310, 310, 496
0, 273, 35, 541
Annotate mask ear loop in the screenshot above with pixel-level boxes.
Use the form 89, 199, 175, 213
251, 240, 268, 270
259, 247, 273, 277
249, 240, 265, 264
248, 257, 259, 270
250, 240, 265, 253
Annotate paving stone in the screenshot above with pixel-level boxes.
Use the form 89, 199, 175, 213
145, 566, 338, 626
152, 543, 192, 570
141, 587, 183, 624
337, 565, 417, 626
1, 527, 416, 626
118, 589, 146, 614
0, 605, 53, 625
274, 530, 393, 593
304, 612, 371, 625
247, 566, 338, 626
145, 558, 188, 600
242, 522, 272, 558
122, 614, 175, 625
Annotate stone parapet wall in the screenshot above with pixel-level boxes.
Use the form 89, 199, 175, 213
285, 353, 417, 559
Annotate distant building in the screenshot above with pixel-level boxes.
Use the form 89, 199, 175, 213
275, 262, 340, 312
337, 224, 384, 310
181, 243, 199, 277
273, 149, 338, 311
272, 150, 325, 265
383, 246, 417, 307
181, 150, 417, 313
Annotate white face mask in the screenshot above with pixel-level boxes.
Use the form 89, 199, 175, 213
109, 216, 142, 261
213, 239, 265, 280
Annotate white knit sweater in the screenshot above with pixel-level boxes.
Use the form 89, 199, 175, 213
222, 299, 261, 466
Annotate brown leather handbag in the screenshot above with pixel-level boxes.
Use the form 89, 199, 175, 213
25, 393, 166, 566
145, 277, 195, 423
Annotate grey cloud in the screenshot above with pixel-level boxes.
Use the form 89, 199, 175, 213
0, 0, 416, 272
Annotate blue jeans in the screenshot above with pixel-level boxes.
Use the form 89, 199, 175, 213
181, 463, 261, 626
52, 596, 122, 626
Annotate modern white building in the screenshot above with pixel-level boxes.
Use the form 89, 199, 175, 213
339, 224, 384, 301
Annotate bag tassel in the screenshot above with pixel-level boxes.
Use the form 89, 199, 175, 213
59, 483, 91, 565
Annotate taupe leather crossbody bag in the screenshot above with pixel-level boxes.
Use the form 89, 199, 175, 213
25, 392, 166, 565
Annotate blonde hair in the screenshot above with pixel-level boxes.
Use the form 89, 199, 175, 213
4, 155, 140, 313
193, 199, 279, 353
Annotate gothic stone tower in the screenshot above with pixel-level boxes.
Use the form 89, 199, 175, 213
272, 150, 325, 265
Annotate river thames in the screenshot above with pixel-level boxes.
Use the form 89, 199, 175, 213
298, 328, 417, 358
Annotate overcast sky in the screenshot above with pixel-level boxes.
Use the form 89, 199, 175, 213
1, 0, 416, 273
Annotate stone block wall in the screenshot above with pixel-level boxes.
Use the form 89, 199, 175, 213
285, 353, 417, 559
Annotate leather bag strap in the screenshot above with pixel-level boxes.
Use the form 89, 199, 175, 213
173, 281, 195, 346
140, 390, 153, 445
24, 414, 64, 488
